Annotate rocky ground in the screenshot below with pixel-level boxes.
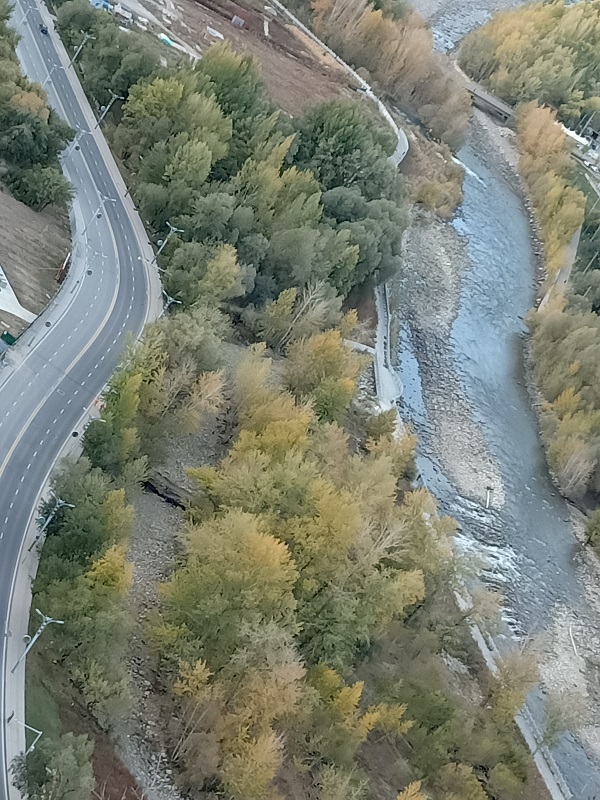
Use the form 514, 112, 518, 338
115, 489, 185, 800
542, 507, 600, 763
393, 207, 505, 507
410, 0, 529, 51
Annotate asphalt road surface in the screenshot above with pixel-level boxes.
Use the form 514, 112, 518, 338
0, 2, 160, 797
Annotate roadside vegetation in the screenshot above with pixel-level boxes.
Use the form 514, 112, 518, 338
0, 0, 73, 210
53, 0, 163, 107
15, 10, 555, 797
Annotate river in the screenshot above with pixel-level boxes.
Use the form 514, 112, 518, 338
393, 126, 600, 796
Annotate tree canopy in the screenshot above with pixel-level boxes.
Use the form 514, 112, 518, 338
460, 0, 600, 127
0, 0, 74, 209
109, 42, 408, 309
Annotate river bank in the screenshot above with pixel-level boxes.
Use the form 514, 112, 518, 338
392, 108, 600, 796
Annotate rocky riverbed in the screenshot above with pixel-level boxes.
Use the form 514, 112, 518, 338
393, 110, 600, 796
410, 0, 530, 50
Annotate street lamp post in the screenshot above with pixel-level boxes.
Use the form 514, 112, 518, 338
41, 63, 60, 89
155, 220, 184, 262
68, 32, 95, 68
82, 194, 117, 236
62, 129, 83, 159
15, 5, 34, 32
28, 494, 75, 552
8, 719, 43, 756
161, 290, 182, 317
94, 90, 125, 128
11, 609, 65, 674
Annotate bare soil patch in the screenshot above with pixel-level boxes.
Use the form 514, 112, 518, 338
29, 651, 145, 800
0, 188, 70, 333
148, 0, 354, 115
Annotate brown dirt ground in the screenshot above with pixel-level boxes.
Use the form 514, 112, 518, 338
31, 652, 146, 800
0, 188, 70, 334
164, 0, 356, 115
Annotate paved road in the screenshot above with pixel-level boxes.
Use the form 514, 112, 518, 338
0, 2, 161, 797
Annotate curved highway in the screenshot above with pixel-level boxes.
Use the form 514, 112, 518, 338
0, 2, 161, 797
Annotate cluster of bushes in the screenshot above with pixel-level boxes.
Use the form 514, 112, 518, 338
20, 307, 227, 796
0, 0, 73, 210
530, 308, 600, 498
110, 48, 407, 308
459, 0, 600, 129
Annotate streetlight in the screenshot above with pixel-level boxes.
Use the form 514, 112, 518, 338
15, 5, 34, 32
41, 63, 61, 89
68, 31, 95, 68
6, 719, 43, 756
154, 220, 184, 262
63, 128, 86, 159
161, 289, 182, 317
94, 90, 124, 128
11, 609, 65, 673
82, 194, 117, 236
28, 493, 75, 552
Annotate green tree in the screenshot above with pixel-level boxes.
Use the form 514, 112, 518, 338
0, 105, 73, 167
6, 165, 73, 210
34, 458, 133, 593
83, 370, 143, 478
165, 241, 244, 305
585, 508, 600, 550
195, 42, 273, 177
540, 690, 587, 750
12, 733, 94, 800
295, 100, 396, 200
78, 23, 159, 105
284, 329, 368, 422
154, 509, 298, 670
56, 0, 103, 48
246, 281, 343, 352
435, 762, 487, 800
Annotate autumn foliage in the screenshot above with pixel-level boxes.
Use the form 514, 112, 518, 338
147, 347, 450, 799
460, 0, 600, 127
517, 102, 585, 277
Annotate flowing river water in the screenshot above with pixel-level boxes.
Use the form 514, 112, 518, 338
392, 129, 600, 796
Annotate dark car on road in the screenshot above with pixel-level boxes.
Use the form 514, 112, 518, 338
39, 23, 48, 34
